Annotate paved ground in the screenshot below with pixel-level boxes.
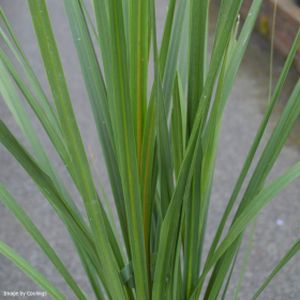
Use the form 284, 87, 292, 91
0, 1, 299, 299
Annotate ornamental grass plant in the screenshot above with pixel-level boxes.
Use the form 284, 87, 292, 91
0, 0, 300, 299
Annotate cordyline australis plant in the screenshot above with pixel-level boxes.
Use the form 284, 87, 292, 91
0, 0, 300, 299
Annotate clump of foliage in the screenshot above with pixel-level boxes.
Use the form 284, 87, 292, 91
0, 0, 300, 299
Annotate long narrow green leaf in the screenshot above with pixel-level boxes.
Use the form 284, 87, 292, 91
0, 59, 82, 216
202, 27, 300, 300
0, 8, 60, 131
183, 13, 240, 297
220, 252, 239, 300
157, 69, 174, 216
251, 239, 300, 300
0, 60, 49, 171
92, 0, 112, 87
186, 0, 209, 136
0, 119, 108, 298
214, 164, 300, 270
0, 49, 71, 170
204, 77, 300, 300
233, 221, 257, 300
162, 0, 188, 110
159, 0, 176, 72
128, 0, 149, 166
191, 160, 300, 299
76, 245, 105, 300
208, 28, 300, 260
140, 95, 157, 266
0, 242, 66, 300
27, 2, 126, 298
63, 0, 130, 262
171, 74, 184, 178
0, 60, 101, 275
0, 186, 87, 300
104, 0, 150, 297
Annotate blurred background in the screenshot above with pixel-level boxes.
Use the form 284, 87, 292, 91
0, 0, 300, 299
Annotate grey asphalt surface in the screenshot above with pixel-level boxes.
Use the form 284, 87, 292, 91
0, 1, 300, 299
